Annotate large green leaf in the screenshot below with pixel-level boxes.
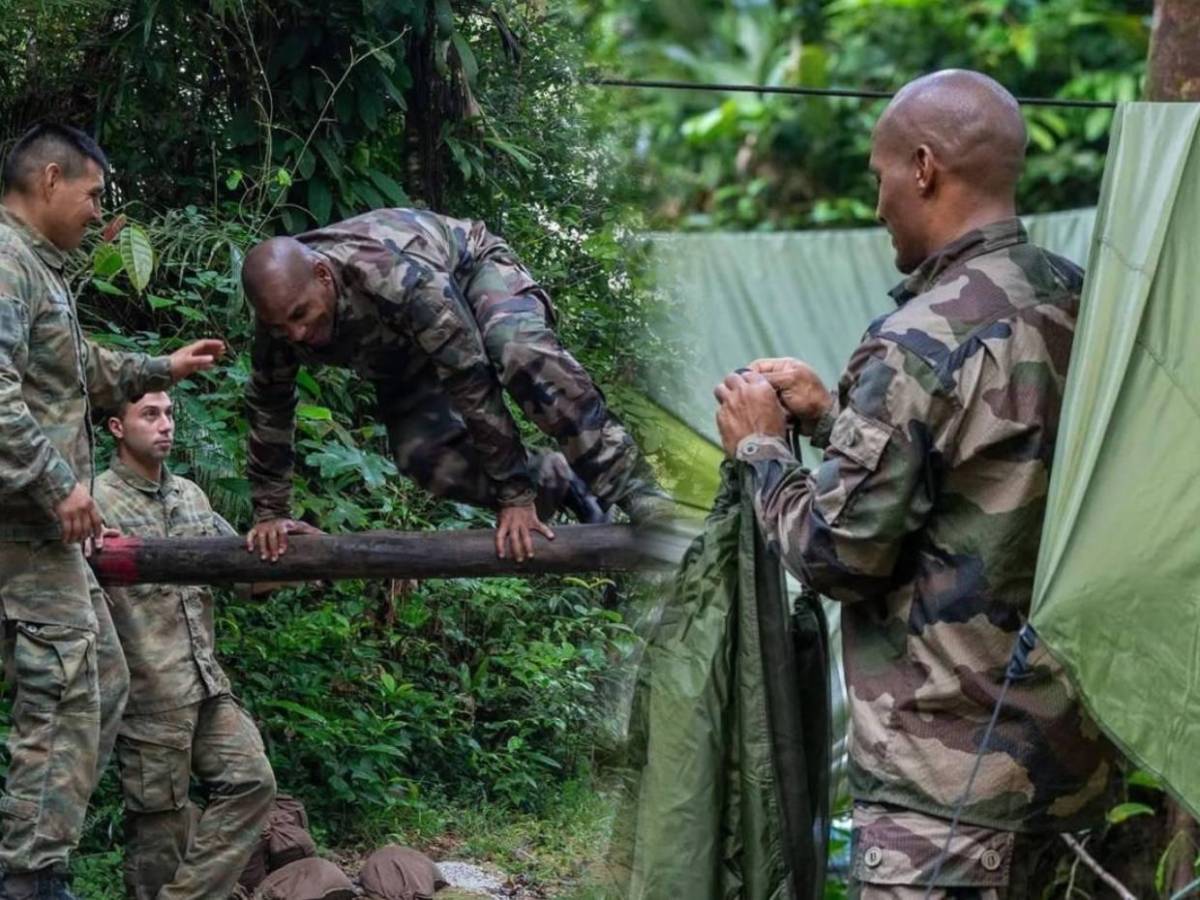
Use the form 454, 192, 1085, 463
450, 32, 478, 84
308, 178, 333, 225
367, 170, 409, 206
93, 243, 123, 278
118, 225, 154, 293
313, 138, 344, 180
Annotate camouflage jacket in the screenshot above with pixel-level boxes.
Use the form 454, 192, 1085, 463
737, 219, 1114, 832
247, 208, 544, 521
94, 458, 233, 714
0, 207, 173, 539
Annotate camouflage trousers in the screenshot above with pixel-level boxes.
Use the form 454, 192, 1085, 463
848, 803, 1054, 900
380, 228, 656, 514
0, 540, 130, 874
117, 694, 276, 900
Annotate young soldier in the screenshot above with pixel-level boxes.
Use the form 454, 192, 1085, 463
0, 123, 223, 900
94, 391, 275, 900
239, 209, 668, 565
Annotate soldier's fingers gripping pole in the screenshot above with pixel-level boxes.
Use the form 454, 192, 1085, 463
495, 503, 555, 562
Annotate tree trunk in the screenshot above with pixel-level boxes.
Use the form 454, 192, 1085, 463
1147, 3, 1200, 890
1147, 0, 1200, 100
89, 524, 667, 586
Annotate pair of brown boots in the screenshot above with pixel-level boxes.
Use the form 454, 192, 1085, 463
234, 795, 448, 900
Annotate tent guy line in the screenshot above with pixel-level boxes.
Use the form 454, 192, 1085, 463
591, 77, 1120, 109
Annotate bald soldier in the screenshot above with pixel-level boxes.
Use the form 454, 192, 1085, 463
715, 70, 1114, 898
240, 209, 664, 561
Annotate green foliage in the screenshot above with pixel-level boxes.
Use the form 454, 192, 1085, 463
0, 0, 663, 881
221, 574, 630, 833
576, 0, 1150, 230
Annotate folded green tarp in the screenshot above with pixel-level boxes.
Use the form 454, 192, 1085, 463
607, 463, 831, 900
1030, 101, 1200, 820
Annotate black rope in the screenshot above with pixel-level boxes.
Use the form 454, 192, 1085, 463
591, 77, 1118, 110
921, 623, 1041, 899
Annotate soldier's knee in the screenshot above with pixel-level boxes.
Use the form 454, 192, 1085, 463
240, 755, 277, 827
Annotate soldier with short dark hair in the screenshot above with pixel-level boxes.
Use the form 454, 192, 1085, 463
95, 391, 276, 900
0, 123, 224, 899
239, 209, 666, 563
715, 71, 1115, 899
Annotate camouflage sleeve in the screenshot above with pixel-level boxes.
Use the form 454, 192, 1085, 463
245, 319, 300, 522
210, 510, 238, 537
738, 337, 953, 603
385, 268, 534, 507
83, 339, 173, 414
0, 258, 78, 510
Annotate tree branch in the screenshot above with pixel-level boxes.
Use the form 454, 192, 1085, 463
1061, 834, 1137, 900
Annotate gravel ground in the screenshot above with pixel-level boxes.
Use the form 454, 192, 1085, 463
437, 860, 510, 897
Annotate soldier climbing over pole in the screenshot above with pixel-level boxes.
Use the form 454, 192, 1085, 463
239, 208, 668, 563
0, 123, 224, 900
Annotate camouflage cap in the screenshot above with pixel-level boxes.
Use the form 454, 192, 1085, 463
358, 845, 448, 900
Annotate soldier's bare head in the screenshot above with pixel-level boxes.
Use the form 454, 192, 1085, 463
869, 70, 1026, 273
242, 237, 338, 347
107, 391, 175, 481
1, 123, 109, 252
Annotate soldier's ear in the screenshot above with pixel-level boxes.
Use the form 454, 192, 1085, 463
107, 416, 124, 440
913, 144, 939, 197
41, 162, 63, 201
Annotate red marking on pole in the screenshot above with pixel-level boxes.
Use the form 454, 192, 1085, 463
94, 536, 143, 585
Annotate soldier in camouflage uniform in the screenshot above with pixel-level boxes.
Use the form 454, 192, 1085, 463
715, 71, 1115, 898
239, 209, 664, 563
94, 391, 276, 900
0, 124, 223, 898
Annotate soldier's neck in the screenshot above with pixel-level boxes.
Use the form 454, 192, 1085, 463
925, 193, 1017, 257
118, 448, 164, 486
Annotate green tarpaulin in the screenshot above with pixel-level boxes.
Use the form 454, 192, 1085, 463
608, 464, 830, 900
1030, 101, 1200, 820
647, 207, 1095, 455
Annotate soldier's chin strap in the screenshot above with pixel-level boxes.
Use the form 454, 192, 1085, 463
921, 623, 1039, 900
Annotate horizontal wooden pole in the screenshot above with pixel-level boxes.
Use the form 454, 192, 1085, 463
89, 524, 669, 586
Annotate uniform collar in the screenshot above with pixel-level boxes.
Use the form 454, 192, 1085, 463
110, 456, 177, 498
888, 217, 1027, 306
0, 205, 67, 272
312, 250, 352, 341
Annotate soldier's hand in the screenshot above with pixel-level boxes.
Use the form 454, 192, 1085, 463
496, 504, 555, 562
83, 526, 122, 558
246, 518, 324, 563
714, 370, 789, 457
169, 339, 227, 382
55, 483, 104, 547
748, 357, 833, 431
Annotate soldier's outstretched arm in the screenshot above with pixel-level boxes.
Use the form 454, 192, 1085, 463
0, 255, 84, 517
84, 337, 226, 412
243, 323, 326, 561
731, 338, 951, 603
245, 320, 301, 526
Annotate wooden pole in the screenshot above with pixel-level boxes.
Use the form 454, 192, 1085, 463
89, 525, 667, 586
